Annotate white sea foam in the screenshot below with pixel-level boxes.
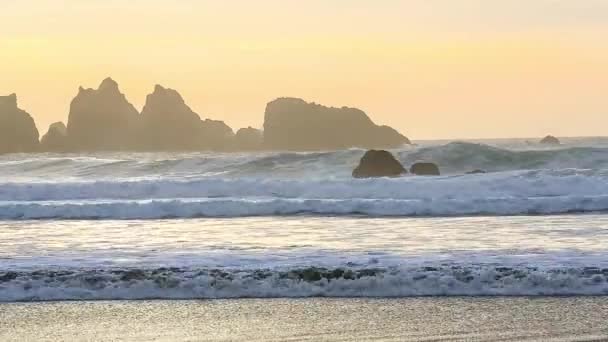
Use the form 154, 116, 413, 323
1, 194, 608, 220
2, 265, 608, 301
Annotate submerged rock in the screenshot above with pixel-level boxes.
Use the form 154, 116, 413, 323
410, 162, 440, 176
466, 169, 486, 174
352, 149, 407, 178
263, 97, 409, 150
540, 135, 560, 145
40, 122, 69, 152
0, 94, 39, 154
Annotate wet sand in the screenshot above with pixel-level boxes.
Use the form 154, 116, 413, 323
1, 297, 608, 341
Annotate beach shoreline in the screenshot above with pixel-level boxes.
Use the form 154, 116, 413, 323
2, 297, 608, 341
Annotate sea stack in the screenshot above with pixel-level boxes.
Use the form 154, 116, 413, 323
0, 94, 39, 154
66, 78, 139, 151
40, 122, 69, 152
540, 135, 560, 145
138, 85, 234, 150
234, 127, 263, 151
263, 98, 409, 150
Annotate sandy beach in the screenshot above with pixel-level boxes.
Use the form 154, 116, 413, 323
2, 297, 608, 341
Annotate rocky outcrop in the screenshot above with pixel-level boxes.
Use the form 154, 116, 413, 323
138, 85, 202, 150
352, 150, 406, 178
67, 78, 139, 151
0, 94, 39, 154
40, 122, 69, 152
263, 98, 409, 151
138, 85, 234, 151
540, 135, 560, 145
234, 127, 263, 151
200, 119, 235, 151
410, 162, 440, 176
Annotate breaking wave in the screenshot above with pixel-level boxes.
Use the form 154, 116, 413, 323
2, 264, 608, 301
3, 142, 608, 180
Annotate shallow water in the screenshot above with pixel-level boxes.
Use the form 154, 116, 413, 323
2, 297, 608, 341
2, 138, 608, 300
2, 215, 608, 300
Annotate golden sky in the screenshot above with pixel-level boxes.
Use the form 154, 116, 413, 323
1, 0, 607, 139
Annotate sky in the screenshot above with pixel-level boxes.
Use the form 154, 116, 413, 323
1, 0, 607, 139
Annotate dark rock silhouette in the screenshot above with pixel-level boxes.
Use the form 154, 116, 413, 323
352, 150, 407, 178
0, 94, 39, 154
410, 162, 440, 176
263, 98, 409, 150
138, 85, 234, 150
67, 78, 139, 151
466, 169, 487, 174
235, 127, 263, 151
40, 122, 69, 152
540, 135, 560, 145
200, 119, 235, 151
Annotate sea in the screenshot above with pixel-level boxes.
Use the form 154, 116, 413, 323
0, 138, 608, 340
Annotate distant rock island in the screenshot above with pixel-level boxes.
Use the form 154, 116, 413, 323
0, 94, 39, 153
540, 135, 560, 145
0, 78, 410, 154
264, 98, 409, 150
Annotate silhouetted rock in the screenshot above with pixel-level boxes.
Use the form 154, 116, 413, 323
410, 162, 440, 176
0, 94, 39, 154
200, 119, 235, 151
352, 150, 406, 178
138, 85, 234, 150
263, 98, 409, 150
67, 78, 139, 151
540, 135, 560, 145
234, 127, 263, 151
40, 122, 69, 152
466, 169, 486, 174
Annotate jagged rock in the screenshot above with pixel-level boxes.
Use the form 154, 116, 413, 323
410, 162, 440, 176
540, 135, 560, 145
0, 94, 39, 154
67, 78, 139, 151
352, 150, 406, 178
263, 98, 409, 150
234, 127, 263, 151
40, 122, 69, 152
139, 85, 234, 150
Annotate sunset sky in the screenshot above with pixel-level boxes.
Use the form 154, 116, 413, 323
2, 0, 607, 139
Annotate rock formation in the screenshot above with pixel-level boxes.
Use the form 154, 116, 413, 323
352, 150, 407, 178
0, 94, 39, 154
200, 119, 235, 151
410, 162, 440, 176
138, 85, 234, 151
66, 78, 139, 151
263, 98, 409, 151
234, 127, 263, 151
40, 122, 69, 152
540, 135, 560, 145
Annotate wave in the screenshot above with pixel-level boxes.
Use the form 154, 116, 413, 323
3, 195, 608, 219
3, 142, 608, 180
2, 265, 608, 301
401, 142, 608, 173
2, 169, 608, 202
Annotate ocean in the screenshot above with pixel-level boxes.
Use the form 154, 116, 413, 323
2, 137, 608, 300
1, 138, 608, 340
